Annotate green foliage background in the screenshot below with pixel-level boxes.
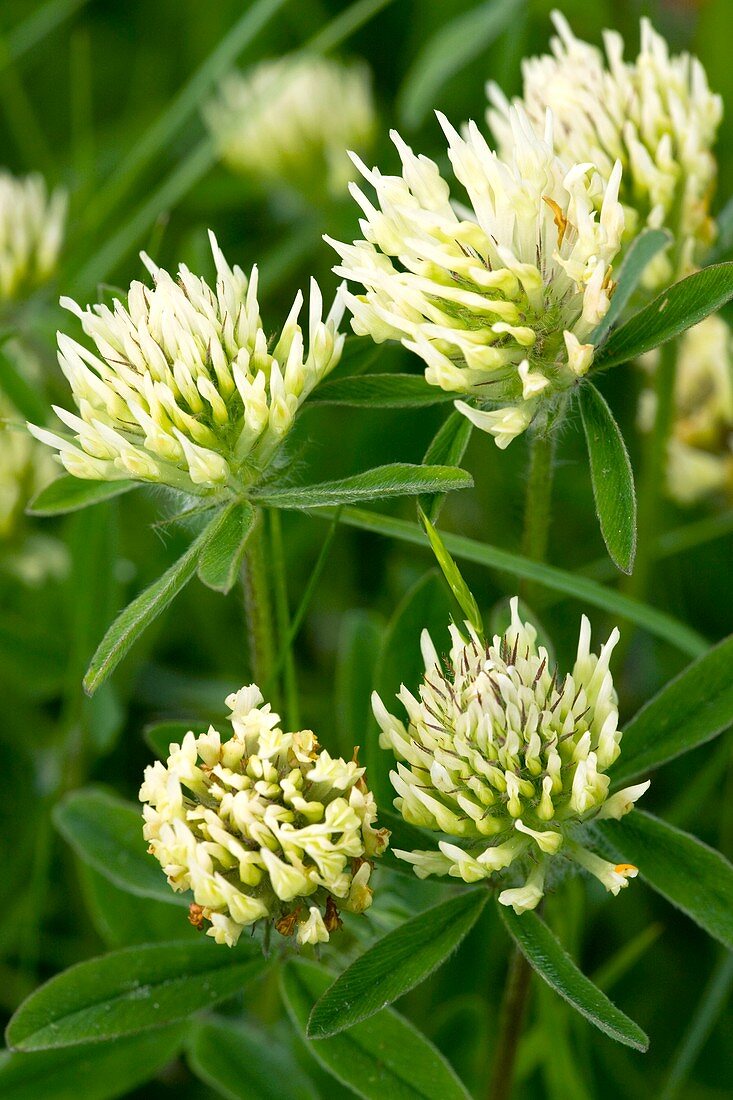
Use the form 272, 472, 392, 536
1, 0, 732, 1097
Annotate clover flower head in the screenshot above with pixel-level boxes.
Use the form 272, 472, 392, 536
488, 11, 722, 285
30, 233, 345, 495
639, 314, 733, 504
205, 55, 376, 199
0, 171, 66, 301
140, 684, 389, 947
372, 598, 649, 914
327, 107, 624, 448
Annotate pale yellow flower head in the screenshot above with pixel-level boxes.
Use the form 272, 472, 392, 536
488, 12, 722, 285
639, 314, 733, 504
328, 107, 624, 447
30, 233, 345, 495
0, 171, 66, 301
140, 684, 389, 947
373, 599, 648, 914
205, 55, 376, 199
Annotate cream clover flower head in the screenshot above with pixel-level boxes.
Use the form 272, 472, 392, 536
140, 684, 389, 947
327, 108, 624, 448
639, 314, 733, 505
372, 598, 649, 914
0, 171, 66, 301
204, 56, 376, 199
487, 12, 722, 286
30, 233, 345, 495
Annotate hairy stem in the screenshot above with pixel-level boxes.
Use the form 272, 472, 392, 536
519, 422, 559, 602
242, 512, 276, 690
487, 947, 533, 1100
268, 508, 300, 727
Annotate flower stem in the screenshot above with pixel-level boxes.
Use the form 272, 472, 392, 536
242, 511, 276, 690
628, 339, 678, 602
268, 508, 300, 727
520, 422, 559, 602
487, 947, 533, 1100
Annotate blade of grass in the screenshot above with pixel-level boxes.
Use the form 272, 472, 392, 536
659, 952, 733, 1100
323, 507, 708, 658
4, 0, 89, 69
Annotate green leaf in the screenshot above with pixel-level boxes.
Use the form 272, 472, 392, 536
144, 719, 213, 759
368, 571, 453, 808
84, 503, 233, 695
27, 476, 137, 516
308, 890, 488, 1037
53, 787, 185, 906
281, 958, 471, 1100
611, 632, 733, 786
196, 500, 256, 593
252, 464, 472, 510
499, 906, 648, 1051
0, 1026, 186, 1100
188, 1018, 318, 1100
419, 509, 483, 636
397, 0, 523, 128
0, 346, 50, 425
420, 409, 473, 523
596, 811, 733, 951
79, 865, 195, 948
578, 383, 637, 574
331, 508, 707, 658
595, 262, 733, 369
308, 374, 458, 408
592, 228, 672, 345
6, 941, 265, 1051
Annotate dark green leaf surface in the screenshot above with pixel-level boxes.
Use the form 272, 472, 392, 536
706, 193, 733, 263
612, 632, 733, 786
397, 0, 523, 127
592, 228, 672, 344
595, 263, 733, 369
27, 476, 137, 516
281, 959, 471, 1100
578, 383, 637, 574
597, 811, 733, 951
334, 610, 384, 758
420, 410, 474, 523
188, 1017, 318, 1100
84, 503, 233, 694
0, 1026, 186, 1100
79, 865, 194, 948
499, 907, 648, 1051
308, 374, 458, 407
308, 890, 488, 1037
53, 787, 184, 905
144, 719, 213, 759
332, 508, 707, 657
420, 508, 483, 634
252, 464, 473, 510
197, 500, 255, 593
7, 940, 264, 1050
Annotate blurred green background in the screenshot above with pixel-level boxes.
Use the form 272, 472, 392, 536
1, 0, 732, 1096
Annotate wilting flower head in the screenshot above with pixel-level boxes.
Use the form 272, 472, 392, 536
30, 233, 345, 494
373, 599, 649, 914
488, 12, 722, 286
639, 314, 733, 504
328, 108, 624, 447
205, 56, 376, 199
140, 685, 388, 947
0, 171, 66, 301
